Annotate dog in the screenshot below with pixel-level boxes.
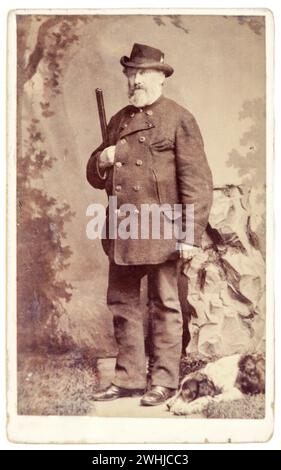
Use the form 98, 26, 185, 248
167, 354, 265, 415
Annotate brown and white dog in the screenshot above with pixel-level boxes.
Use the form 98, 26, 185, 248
167, 354, 265, 415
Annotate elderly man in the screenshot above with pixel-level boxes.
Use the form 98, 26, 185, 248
87, 43, 213, 406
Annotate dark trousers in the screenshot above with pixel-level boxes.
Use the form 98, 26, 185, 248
107, 259, 183, 390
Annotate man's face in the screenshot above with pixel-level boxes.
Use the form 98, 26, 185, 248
124, 67, 165, 108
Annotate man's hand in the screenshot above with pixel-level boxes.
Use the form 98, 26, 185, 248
98, 145, 116, 169
177, 243, 199, 260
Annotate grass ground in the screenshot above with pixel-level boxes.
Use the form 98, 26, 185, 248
17, 350, 98, 415
205, 395, 265, 419
17, 351, 265, 418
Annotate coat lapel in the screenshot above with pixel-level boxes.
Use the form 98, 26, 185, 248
117, 95, 167, 139
118, 114, 155, 139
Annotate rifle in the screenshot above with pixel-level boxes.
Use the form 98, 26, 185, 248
95, 88, 109, 146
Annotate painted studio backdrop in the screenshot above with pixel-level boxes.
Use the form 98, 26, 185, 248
17, 14, 266, 416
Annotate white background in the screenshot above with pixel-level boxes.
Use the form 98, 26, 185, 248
1, 0, 280, 450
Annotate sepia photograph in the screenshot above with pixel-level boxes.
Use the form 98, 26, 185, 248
7, 9, 274, 443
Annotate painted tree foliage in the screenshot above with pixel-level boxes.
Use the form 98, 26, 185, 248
153, 15, 265, 36
17, 15, 88, 351
227, 97, 266, 186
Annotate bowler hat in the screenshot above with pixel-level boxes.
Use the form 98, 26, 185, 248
120, 43, 174, 77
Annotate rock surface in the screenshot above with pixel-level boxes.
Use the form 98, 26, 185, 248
185, 184, 265, 358
58, 185, 266, 360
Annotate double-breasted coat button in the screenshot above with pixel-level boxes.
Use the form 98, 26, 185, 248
115, 185, 122, 191
115, 161, 122, 168
136, 159, 143, 166
139, 136, 146, 143
147, 123, 153, 128
133, 185, 140, 191
130, 112, 135, 118
120, 138, 126, 144
139, 108, 143, 113
146, 109, 153, 116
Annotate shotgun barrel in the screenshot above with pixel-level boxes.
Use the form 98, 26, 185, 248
95, 88, 109, 145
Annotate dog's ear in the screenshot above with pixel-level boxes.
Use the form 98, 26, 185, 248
181, 378, 199, 402
206, 379, 217, 397
198, 378, 216, 397
182, 378, 196, 390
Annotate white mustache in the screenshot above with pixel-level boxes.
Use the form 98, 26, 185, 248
129, 86, 146, 98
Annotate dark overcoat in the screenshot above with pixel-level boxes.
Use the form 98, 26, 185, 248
87, 95, 213, 265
